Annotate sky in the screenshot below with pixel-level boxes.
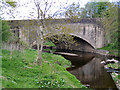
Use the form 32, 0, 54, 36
1, 0, 119, 20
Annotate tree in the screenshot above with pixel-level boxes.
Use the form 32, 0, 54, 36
64, 2, 109, 18
80, 7, 87, 18
33, 0, 57, 65
2, 21, 11, 42
63, 1, 119, 49
1, 0, 19, 59
32, 0, 80, 65
48, 24, 77, 50
64, 2, 81, 19
81, 2, 119, 48
5, 1, 16, 7
1, 0, 16, 42
81, 2, 109, 18
101, 2, 118, 48
1, 0, 16, 43
1, 0, 17, 19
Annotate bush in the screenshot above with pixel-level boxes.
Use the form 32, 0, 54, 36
2, 21, 12, 42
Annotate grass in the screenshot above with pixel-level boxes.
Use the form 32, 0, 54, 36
111, 72, 120, 88
43, 41, 55, 47
97, 43, 119, 56
98, 43, 120, 88
2, 49, 87, 88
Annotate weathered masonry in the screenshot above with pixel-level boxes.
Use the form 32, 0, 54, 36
8, 18, 105, 52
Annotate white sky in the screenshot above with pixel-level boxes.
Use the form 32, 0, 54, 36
1, 0, 119, 20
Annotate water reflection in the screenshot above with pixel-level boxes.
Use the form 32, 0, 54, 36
57, 51, 117, 89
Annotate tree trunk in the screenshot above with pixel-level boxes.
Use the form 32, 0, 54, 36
37, 27, 44, 65
36, 6, 43, 65
37, 42, 42, 65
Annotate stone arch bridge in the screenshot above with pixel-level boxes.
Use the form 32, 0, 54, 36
8, 18, 105, 52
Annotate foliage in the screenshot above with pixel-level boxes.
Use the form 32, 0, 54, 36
106, 64, 120, 87
1, 0, 16, 41
0, 19, 2, 47
44, 41, 55, 47
2, 49, 87, 88
82, 2, 109, 18
98, 43, 118, 56
65, 2, 81, 18
111, 73, 120, 88
80, 8, 87, 18
2, 21, 12, 42
1, 0, 17, 20
2, 0, 16, 7
78, 2, 118, 49
6, 1, 16, 7
82, 2, 118, 49
46, 24, 77, 50
65, 2, 109, 18
101, 2, 118, 49
50, 34, 76, 50
19, 40, 29, 49
33, 0, 57, 65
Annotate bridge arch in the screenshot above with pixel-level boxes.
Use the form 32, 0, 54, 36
69, 33, 95, 49
46, 33, 95, 52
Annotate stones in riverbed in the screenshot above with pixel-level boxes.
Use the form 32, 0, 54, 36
105, 67, 120, 74
101, 58, 120, 74
100, 61, 106, 64
101, 58, 119, 65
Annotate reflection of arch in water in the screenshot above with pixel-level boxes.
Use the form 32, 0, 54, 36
67, 57, 117, 88
61, 52, 95, 69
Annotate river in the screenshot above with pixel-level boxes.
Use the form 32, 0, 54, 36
54, 50, 118, 89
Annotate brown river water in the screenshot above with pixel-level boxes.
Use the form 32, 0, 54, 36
54, 50, 118, 89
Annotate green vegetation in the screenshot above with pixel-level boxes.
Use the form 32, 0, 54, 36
102, 3, 118, 50
44, 41, 55, 47
65, 2, 118, 51
81, 2, 109, 18
98, 43, 118, 56
107, 63, 118, 69
106, 63, 120, 87
2, 21, 12, 42
2, 49, 87, 88
64, 2, 109, 18
111, 72, 120, 87
101, 43, 120, 87
6, 1, 16, 7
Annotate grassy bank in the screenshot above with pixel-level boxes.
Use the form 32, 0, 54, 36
98, 43, 118, 56
106, 63, 120, 88
99, 43, 120, 88
2, 49, 86, 88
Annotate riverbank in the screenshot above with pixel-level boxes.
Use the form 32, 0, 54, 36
98, 44, 118, 56
98, 44, 120, 89
105, 61, 120, 89
1, 49, 87, 88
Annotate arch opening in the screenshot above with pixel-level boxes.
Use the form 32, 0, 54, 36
47, 34, 95, 52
